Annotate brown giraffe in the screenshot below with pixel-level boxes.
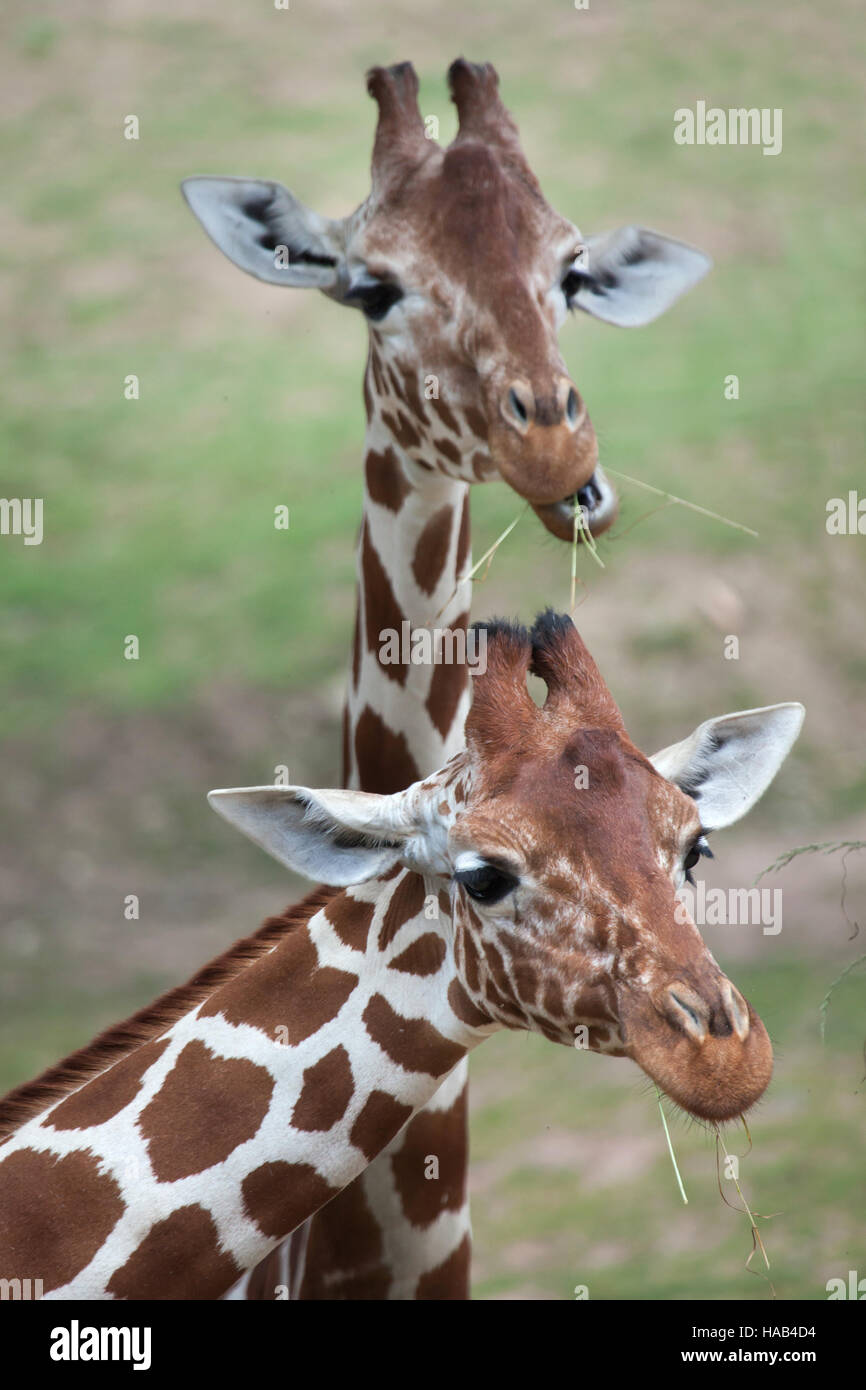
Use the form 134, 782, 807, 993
0, 614, 803, 1299
181, 60, 711, 1298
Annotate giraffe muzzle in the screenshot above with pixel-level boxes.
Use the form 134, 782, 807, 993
487, 374, 601, 506
621, 978, 773, 1122
530, 465, 619, 542
490, 376, 619, 541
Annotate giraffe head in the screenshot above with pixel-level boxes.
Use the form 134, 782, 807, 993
182, 59, 710, 543
210, 613, 803, 1123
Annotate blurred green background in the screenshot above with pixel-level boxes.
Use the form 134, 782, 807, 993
1, 0, 864, 1299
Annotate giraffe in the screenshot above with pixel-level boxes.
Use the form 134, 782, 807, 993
0, 613, 804, 1299
181, 59, 712, 1298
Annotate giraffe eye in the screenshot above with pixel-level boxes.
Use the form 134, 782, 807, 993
683, 835, 713, 885
561, 251, 591, 304
455, 864, 518, 905
346, 279, 404, 321
561, 267, 588, 302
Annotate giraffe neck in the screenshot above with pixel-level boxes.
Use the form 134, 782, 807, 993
0, 874, 489, 1299
241, 353, 481, 1302
344, 397, 472, 793
285, 355, 478, 1301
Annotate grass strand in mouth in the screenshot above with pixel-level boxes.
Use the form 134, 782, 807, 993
604, 467, 759, 538
570, 497, 605, 609
715, 1123, 777, 1294
465, 504, 528, 585
655, 1087, 689, 1205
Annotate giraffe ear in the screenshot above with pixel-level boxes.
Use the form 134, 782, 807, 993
182, 177, 345, 290
207, 785, 415, 885
572, 227, 711, 327
649, 703, 805, 831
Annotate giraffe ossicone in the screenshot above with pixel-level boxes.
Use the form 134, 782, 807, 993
0, 613, 803, 1298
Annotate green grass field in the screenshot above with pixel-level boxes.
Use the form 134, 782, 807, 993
0, 0, 864, 1299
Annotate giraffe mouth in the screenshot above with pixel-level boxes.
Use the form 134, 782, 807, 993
530, 465, 618, 542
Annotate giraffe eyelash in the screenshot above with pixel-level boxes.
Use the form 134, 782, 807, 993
683, 834, 713, 885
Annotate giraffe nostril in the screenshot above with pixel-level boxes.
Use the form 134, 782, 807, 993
719, 979, 751, 1042
501, 381, 534, 434
663, 984, 709, 1043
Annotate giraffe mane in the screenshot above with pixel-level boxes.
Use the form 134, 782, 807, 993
0, 884, 337, 1143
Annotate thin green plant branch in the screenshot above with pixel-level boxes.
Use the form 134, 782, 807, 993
656, 1087, 688, 1205
714, 1128, 775, 1290
430, 504, 528, 622
819, 954, 866, 1042
604, 467, 759, 538
755, 839, 866, 884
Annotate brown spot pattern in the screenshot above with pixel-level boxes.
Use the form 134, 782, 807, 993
386, 362, 406, 404
140, 1040, 273, 1183
433, 436, 461, 466
199, 925, 357, 1045
459, 925, 481, 992
398, 360, 428, 422
363, 994, 465, 1076
513, 961, 539, 1008
426, 643, 469, 740
350, 1090, 413, 1161
324, 893, 375, 951
49, 1036, 170, 1132
354, 706, 421, 794
351, 594, 361, 688
365, 446, 410, 512
0, 887, 336, 1145
471, 451, 492, 479
542, 975, 565, 1018
391, 1091, 468, 1228
297, 1175, 391, 1299
483, 939, 512, 997
0, 1148, 124, 1294
388, 933, 447, 976
396, 410, 421, 449
107, 1204, 241, 1300
378, 870, 428, 950
381, 409, 420, 452
464, 405, 488, 440
430, 393, 460, 435
243, 1161, 339, 1240
361, 520, 408, 686
411, 504, 453, 595
291, 1047, 354, 1132
369, 346, 385, 396
447, 978, 491, 1028
415, 1233, 471, 1299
